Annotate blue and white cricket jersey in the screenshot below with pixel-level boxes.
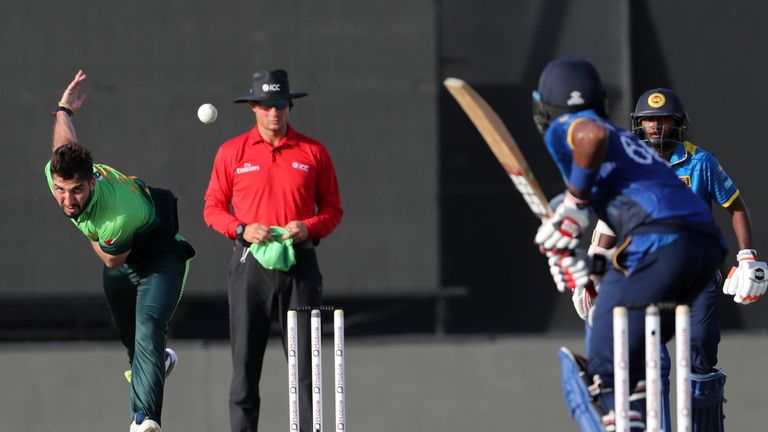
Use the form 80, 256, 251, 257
668, 140, 739, 208
542, 109, 714, 244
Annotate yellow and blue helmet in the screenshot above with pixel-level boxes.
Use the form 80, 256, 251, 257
631, 88, 688, 148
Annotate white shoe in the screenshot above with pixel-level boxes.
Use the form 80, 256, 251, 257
164, 348, 177, 378
124, 348, 178, 383
130, 414, 161, 432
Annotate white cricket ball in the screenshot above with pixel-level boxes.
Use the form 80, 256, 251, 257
197, 103, 218, 124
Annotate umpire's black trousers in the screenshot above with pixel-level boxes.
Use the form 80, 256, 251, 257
228, 242, 322, 432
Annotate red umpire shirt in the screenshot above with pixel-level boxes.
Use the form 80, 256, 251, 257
204, 125, 343, 240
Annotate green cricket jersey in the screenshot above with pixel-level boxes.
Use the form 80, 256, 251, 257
45, 161, 156, 256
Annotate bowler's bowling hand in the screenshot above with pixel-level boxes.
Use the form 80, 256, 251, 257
60, 69, 88, 112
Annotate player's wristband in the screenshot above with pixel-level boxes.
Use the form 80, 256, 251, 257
53, 102, 74, 118
569, 163, 598, 194
564, 190, 590, 208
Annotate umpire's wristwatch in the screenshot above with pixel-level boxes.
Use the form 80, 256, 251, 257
235, 224, 251, 247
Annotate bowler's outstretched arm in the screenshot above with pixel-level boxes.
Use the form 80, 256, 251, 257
52, 70, 87, 151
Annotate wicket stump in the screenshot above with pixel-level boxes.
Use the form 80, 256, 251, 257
613, 304, 690, 432
287, 307, 347, 432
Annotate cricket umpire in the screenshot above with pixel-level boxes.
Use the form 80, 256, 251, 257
203, 69, 343, 432
46, 70, 195, 432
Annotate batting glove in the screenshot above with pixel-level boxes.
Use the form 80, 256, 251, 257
535, 191, 591, 251
723, 249, 768, 304
547, 249, 598, 320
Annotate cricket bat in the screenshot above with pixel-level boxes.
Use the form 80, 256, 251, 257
443, 77, 553, 221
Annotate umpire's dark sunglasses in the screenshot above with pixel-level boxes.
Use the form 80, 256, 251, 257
255, 99, 290, 110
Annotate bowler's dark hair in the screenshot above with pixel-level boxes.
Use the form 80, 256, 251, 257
50, 142, 94, 181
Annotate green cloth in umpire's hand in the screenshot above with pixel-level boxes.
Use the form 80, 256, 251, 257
248, 226, 296, 271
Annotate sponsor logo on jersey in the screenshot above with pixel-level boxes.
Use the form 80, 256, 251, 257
291, 162, 310, 172
566, 91, 585, 106
648, 93, 666, 108
679, 176, 691, 187
104, 238, 116, 245
236, 163, 260, 174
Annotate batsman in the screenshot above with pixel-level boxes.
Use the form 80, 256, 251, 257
45, 70, 195, 432
530, 58, 727, 431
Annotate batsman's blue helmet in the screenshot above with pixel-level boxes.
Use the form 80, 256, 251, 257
532, 57, 608, 134
631, 88, 688, 146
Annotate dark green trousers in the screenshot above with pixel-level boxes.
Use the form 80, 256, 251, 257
102, 252, 190, 424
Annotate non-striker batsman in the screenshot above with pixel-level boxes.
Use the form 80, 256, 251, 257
630, 88, 765, 429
